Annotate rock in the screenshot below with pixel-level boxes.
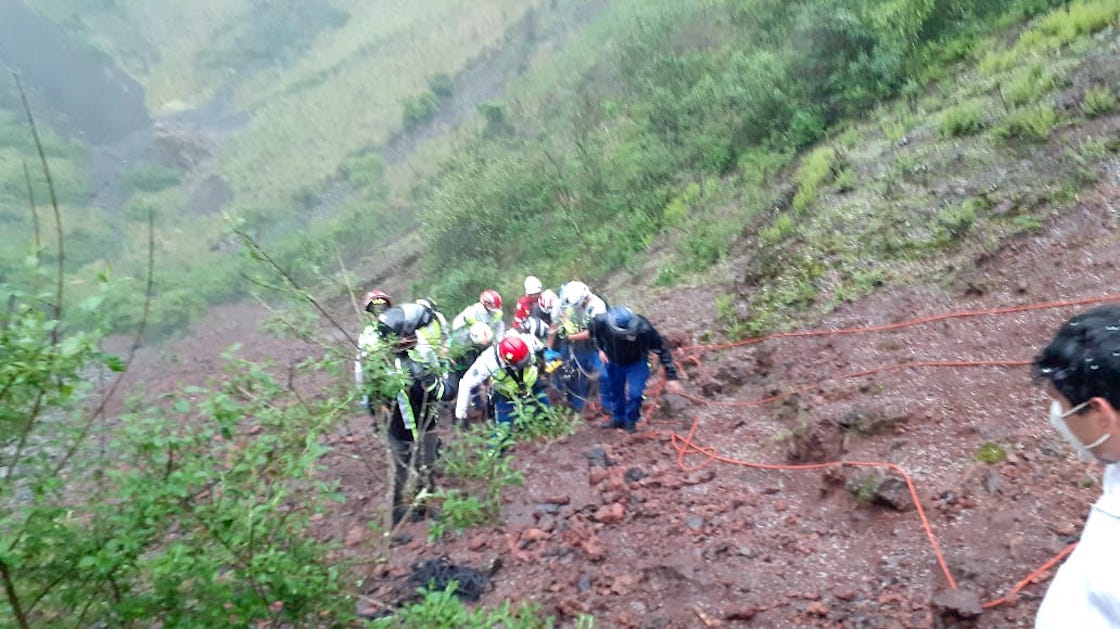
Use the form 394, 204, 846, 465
593, 502, 626, 524
931, 587, 982, 619
806, 601, 830, 616
344, 525, 369, 547
685, 515, 705, 532
577, 573, 592, 593
544, 494, 571, 505
522, 528, 548, 544
389, 532, 412, 547
588, 445, 614, 468
834, 589, 858, 601
625, 467, 647, 483
468, 535, 488, 551
535, 503, 561, 514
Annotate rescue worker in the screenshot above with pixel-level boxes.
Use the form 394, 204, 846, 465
455, 332, 550, 428
452, 289, 505, 342
548, 281, 611, 415
414, 296, 449, 351
355, 289, 393, 388
513, 275, 543, 331
445, 322, 495, 425
358, 305, 454, 526
518, 288, 557, 341
589, 305, 684, 432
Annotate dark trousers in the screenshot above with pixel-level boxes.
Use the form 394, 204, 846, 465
604, 359, 650, 428
387, 430, 440, 525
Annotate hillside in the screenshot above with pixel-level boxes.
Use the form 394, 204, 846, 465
2, 0, 1120, 626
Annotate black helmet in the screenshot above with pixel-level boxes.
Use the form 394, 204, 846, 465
607, 306, 640, 335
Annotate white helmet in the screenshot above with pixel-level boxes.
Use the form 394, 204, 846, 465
559, 281, 589, 308
468, 322, 493, 346
524, 275, 543, 295
538, 289, 558, 312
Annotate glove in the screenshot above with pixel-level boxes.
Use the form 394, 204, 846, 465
543, 349, 562, 362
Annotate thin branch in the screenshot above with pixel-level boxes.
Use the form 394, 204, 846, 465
22, 160, 40, 253
14, 74, 63, 330
233, 227, 356, 346
0, 558, 30, 629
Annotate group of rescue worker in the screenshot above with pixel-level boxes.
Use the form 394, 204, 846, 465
353, 277, 683, 525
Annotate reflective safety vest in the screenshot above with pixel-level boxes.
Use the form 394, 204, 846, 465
491, 364, 540, 399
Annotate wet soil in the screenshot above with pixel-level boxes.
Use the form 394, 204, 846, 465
102, 155, 1120, 628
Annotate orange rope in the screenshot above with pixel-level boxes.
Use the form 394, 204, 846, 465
666, 416, 959, 590
631, 294, 1120, 611
981, 543, 1077, 609
686, 294, 1120, 353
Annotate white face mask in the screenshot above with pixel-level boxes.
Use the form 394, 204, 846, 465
1049, 399, 1111, 462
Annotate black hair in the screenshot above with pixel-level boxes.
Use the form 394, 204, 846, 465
1033, 304, 1120, 409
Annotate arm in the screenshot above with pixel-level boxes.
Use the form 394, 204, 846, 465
454, 352, 492, 419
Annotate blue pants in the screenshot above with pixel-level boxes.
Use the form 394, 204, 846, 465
604, 359, 650, 428
565, 344, 611, 413
494, 386, 550, 425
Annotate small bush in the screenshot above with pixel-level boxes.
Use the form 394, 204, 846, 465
995, 104, 1058, 141
792, 146, 836, 213
940, 101, 988, 137
428, 73, 454, 99
1082, 85, 1116, 117
120, 162, 181, 194
402, 93, 441, 131
974, 442, 1007, 463
759, 214, 796, 244
1005, 64, 1055, 107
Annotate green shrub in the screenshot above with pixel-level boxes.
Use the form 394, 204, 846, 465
1005, 64, 1055, 107
974, 442, 1007, 463
995, 103, 1058, 141
402, 92, 441, 131
1082, 85, 1116, 117
428, 73, 454, 99
792, 145, 836, 213
760, 213, 796, 244
940, 101, 988, 137
120, 162, 181, 194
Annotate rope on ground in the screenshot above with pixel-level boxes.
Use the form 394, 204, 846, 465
634, 294, 1120, 610
684, 293, 1120, 353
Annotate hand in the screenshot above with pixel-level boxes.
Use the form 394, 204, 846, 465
665, 380, 684, 396
598, 349, 608, 364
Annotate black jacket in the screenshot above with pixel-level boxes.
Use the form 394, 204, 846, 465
588, 314, 678, 379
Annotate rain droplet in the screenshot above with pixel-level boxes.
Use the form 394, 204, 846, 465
1107, 325, 1119, 331
1091, 364, 1101, 371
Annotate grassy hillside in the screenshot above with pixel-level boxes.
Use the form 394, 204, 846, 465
413, 0, 1120, 327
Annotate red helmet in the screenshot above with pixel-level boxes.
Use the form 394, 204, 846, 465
498, 335, 530, 367
480, 289, 502, 312
363, 289, 393, 314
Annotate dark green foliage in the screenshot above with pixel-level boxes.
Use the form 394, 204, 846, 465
419, 0, 1016, 304
403, 92, 441, 132
428, 73, 455, 99
120, 161, 181, 194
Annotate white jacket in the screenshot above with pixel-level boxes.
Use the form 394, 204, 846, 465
1036, 464, 1120, 627
454, 332, 541, 419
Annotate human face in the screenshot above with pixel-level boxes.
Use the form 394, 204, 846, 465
1048, 392, 1120, 464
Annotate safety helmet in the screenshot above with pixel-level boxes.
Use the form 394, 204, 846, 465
538, 289, 558, 312
498, 335, 531, 368
559, 281, 589, 308
468, 322, 493, 347
523, 275, 543, 295
480, 289, 502, 312
415, 296, 439, 313
363, 289, 393, 314
607, 305, 640, 336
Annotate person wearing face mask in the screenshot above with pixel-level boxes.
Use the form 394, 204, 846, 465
1032, 304, 1120, 627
